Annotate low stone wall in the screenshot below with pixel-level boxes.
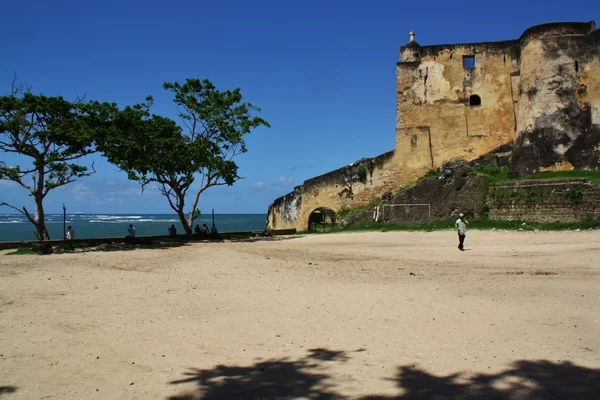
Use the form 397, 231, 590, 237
0, 229, 297, 251
488, 179, 600, 222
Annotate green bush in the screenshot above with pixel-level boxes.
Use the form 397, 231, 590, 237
480, 203, 490, 218
471, 164, 509, 185
357, 166, 368, 182
564, 188, 584, 204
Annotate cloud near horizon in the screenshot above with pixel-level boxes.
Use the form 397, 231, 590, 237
277, 176, 293, 185
70, 179, 161, 205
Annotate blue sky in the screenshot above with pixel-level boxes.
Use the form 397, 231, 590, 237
1, 0, 599, 214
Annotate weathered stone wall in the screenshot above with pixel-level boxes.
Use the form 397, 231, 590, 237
488, 179, 600, 222
267, 21, 600, 231
268, 151, 397, 231
267, 186, 303, 230
396, 39, 518, 180
511, 22, 600, 174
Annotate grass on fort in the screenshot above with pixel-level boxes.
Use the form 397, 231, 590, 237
301, 217, 600, 235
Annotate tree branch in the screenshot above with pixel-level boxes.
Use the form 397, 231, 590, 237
0, 202, 25, 216
0, 202, 36, 225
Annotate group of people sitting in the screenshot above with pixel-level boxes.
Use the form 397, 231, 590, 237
166, 223, 219, 237
124, 222, 219, 239
194, 223, 219, 236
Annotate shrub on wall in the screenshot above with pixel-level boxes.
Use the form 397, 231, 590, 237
358, 166, 368, 182
564, 187, 584, 204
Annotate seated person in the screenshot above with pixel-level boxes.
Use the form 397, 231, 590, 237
211, 224, 218, 235
168, 224, 177, 236
200, 224, 209, 234
194, 224, 201, 235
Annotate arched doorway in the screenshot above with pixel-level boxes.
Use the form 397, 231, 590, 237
308, 208, 337, 232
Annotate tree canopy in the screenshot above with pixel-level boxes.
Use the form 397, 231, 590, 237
0, 86, 118, 239
98, 78, 270, 234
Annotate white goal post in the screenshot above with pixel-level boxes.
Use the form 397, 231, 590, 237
378, 203, 431, 222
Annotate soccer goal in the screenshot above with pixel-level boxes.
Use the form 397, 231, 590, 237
380, 203, 431, 223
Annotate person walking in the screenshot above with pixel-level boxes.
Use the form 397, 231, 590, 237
455, 213, 468, 251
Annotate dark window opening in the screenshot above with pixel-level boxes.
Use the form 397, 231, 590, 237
575, 61, 579, 73
415, 52, 420, 59
469, 94, 481, 106
503, 53, 506, 64
463, 55, 475, 69
450, 53, 453, 59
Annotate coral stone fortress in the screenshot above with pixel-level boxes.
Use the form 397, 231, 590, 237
268, 21, 600, 231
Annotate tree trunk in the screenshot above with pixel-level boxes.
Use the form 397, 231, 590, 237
176, 208, 193, 235
187, 210, 199, 233
34, 163, 50, 240
33, 219, 50, 241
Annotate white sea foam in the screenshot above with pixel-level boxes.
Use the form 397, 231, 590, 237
89, 218, 158, 223
0, 220, 25, 224
92, 215, 143, 220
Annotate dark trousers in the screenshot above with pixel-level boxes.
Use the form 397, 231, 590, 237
458, 233, 465, 250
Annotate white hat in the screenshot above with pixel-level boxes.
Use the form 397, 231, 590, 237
459, 213, 464, 217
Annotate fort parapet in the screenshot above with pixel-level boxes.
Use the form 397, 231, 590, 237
268, 21, 600, 231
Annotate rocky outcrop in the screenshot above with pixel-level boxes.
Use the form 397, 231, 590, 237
382, 159, 488, 223
339, 158, 488, 226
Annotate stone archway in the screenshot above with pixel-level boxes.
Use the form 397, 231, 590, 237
307, 208, 337, 232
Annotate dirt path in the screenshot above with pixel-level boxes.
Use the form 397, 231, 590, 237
1, 230, 599, 399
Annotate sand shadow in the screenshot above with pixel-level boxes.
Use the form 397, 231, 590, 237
167, 350, 600, 400
223, 235, 301, 244
363, 360, 600, 399
0, 386, 17, 398
167, 348, 355, 400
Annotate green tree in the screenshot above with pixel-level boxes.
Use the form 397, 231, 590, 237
99, 78, 270, 235
0, 84, 118, 240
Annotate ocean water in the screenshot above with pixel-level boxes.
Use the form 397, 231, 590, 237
0, 213, 268, 242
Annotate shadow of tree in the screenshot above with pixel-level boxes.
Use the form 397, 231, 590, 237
88, 241, 189, 253
0, 386, 17, 398
167, 348, 353, 400
49, 240, 190, 254
167, 348, 600, 400
365, 360, 600, 400
220, 236, 301, 244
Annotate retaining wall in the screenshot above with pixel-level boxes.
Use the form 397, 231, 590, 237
488, 179, 600, 222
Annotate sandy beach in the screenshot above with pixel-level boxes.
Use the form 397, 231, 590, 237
1, 230, 599, 399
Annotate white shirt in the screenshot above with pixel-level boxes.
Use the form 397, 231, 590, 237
66, 229, 74, 240
128, 227, 136, 237
455, 219, 468, 235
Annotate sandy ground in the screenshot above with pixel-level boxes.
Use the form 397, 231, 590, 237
0, 230, 599, 399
